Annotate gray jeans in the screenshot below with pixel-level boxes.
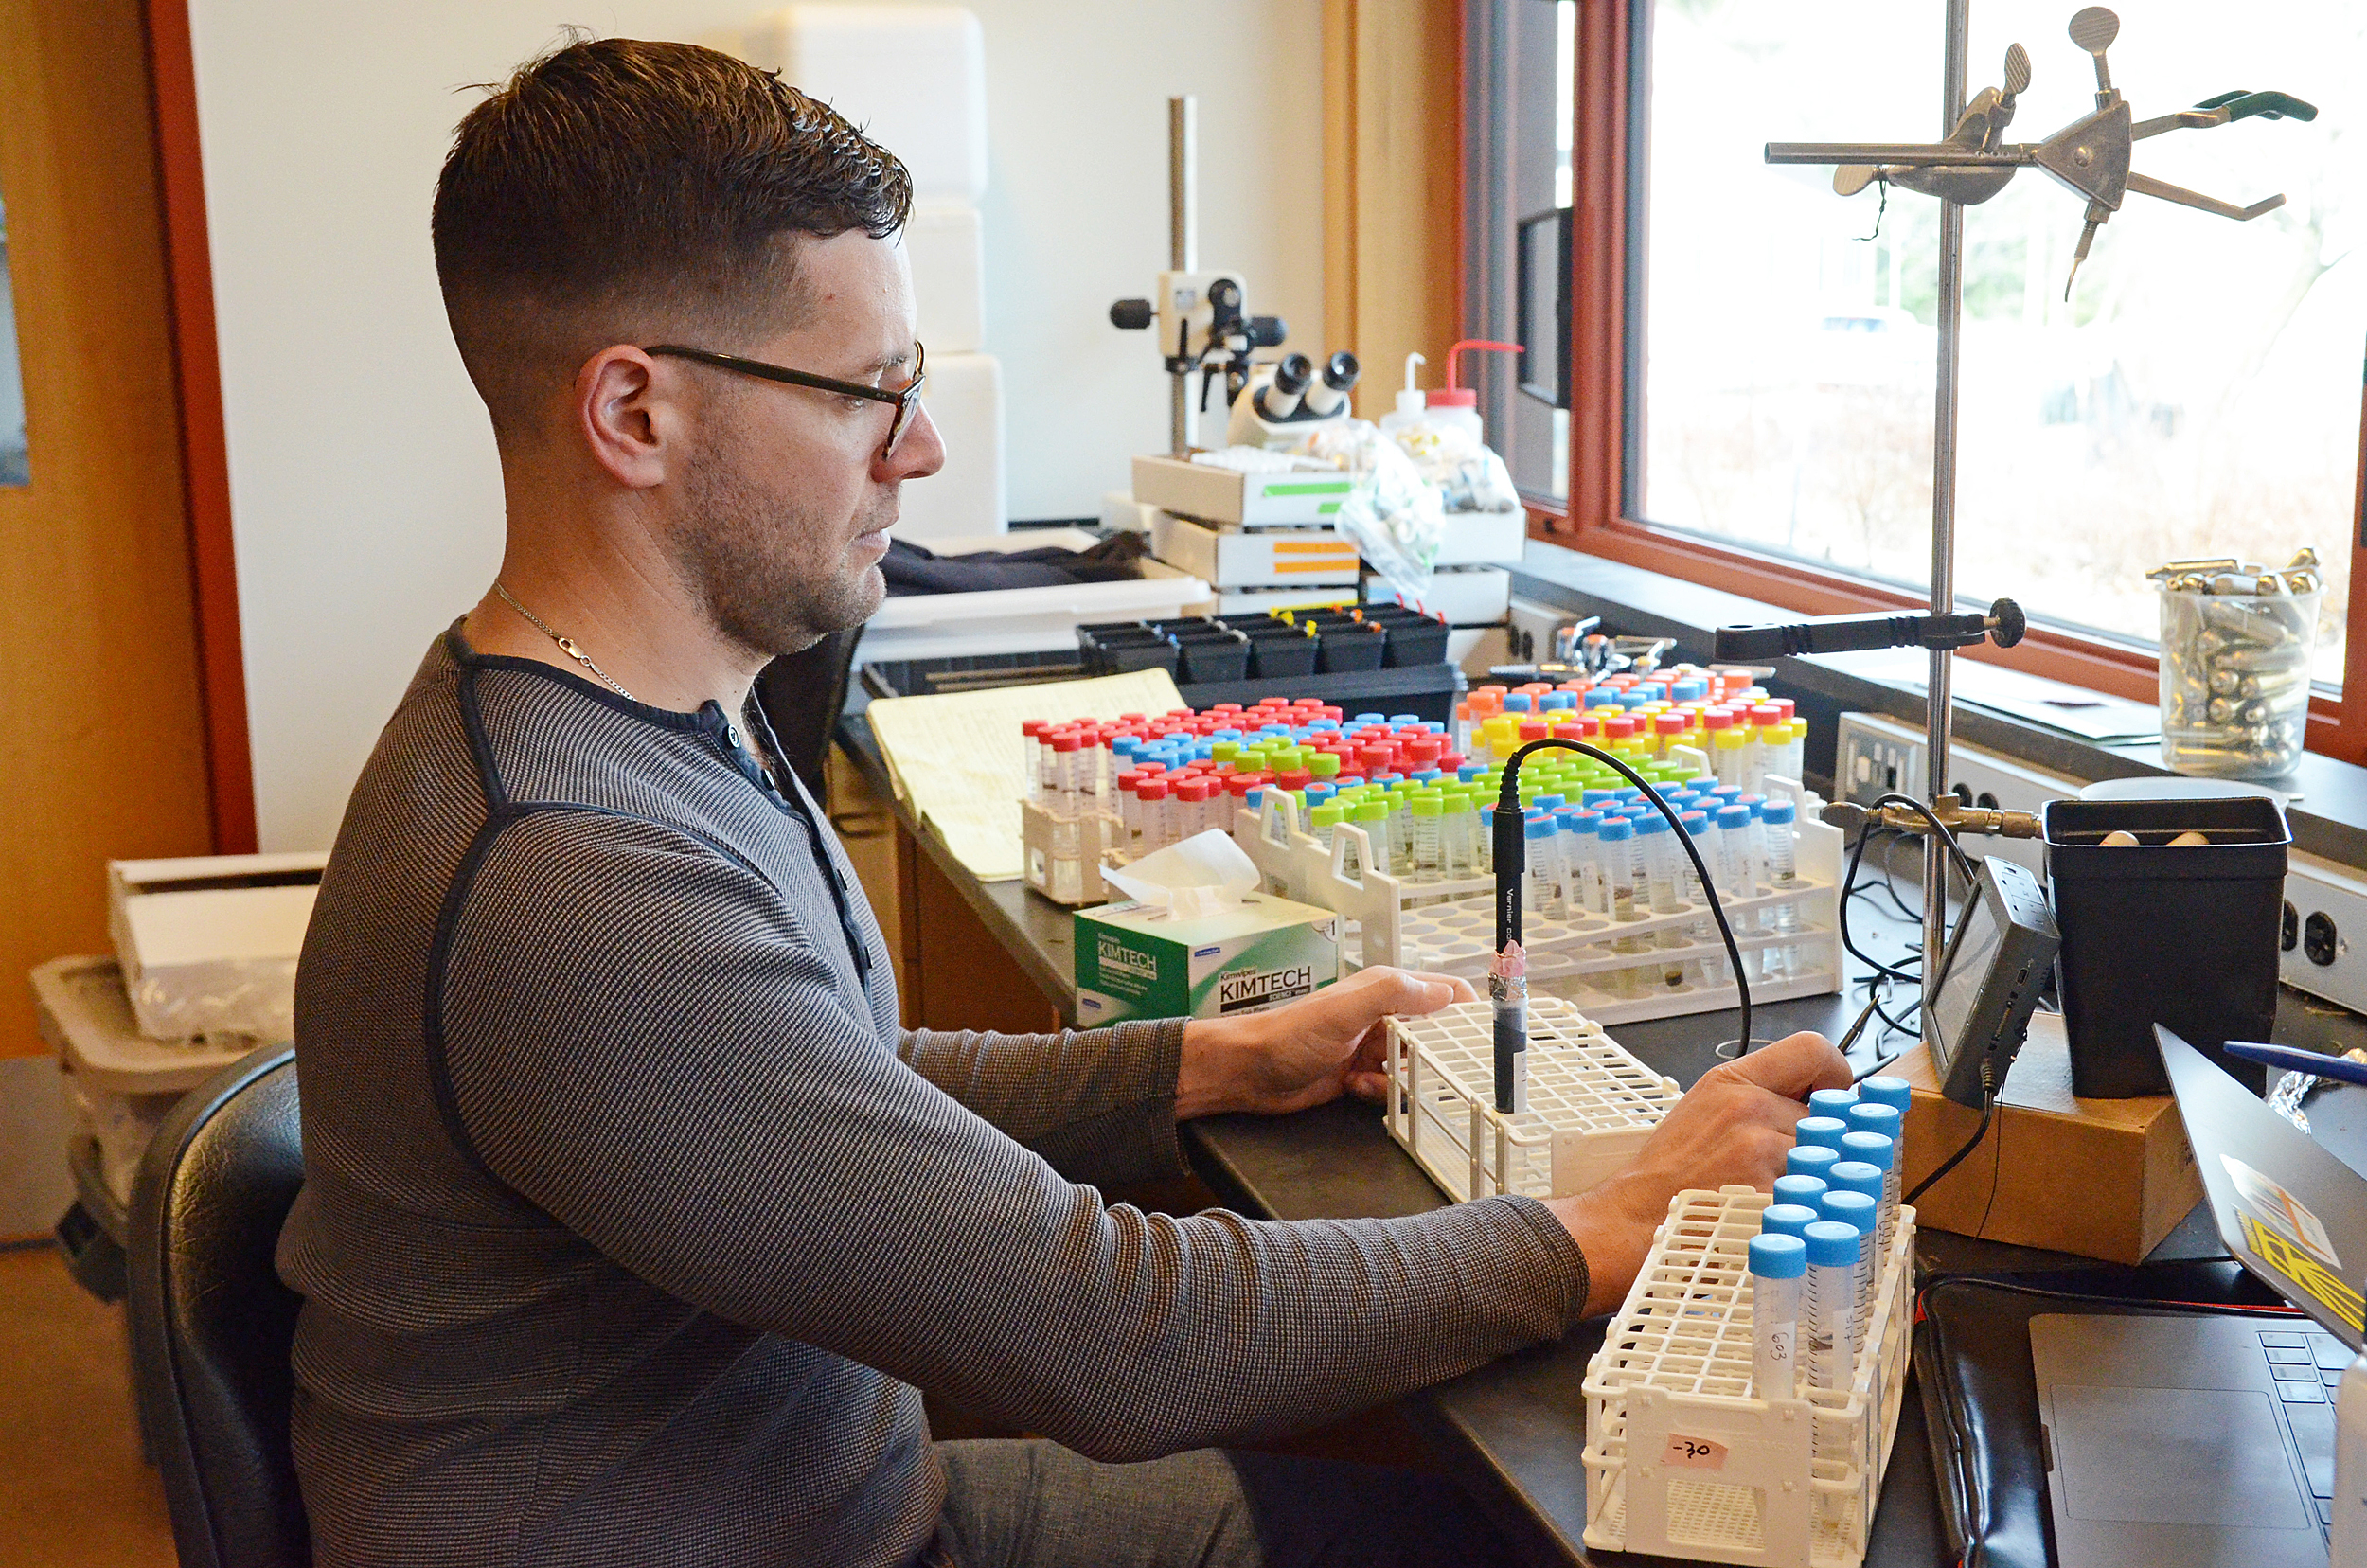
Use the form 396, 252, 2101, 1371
926, 1439, 1517, 1568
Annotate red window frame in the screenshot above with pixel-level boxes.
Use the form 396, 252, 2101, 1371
1533, 0, 2367, 765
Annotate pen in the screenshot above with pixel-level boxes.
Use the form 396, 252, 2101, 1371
2222, 1039, 2367, 1091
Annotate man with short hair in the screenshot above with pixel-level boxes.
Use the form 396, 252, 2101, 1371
280, 37, 1848, 1568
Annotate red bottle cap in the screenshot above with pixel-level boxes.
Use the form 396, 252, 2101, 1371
1519, 721, 1549, 741
1277, 769, 1312, 791
1175, 778, 1213, 802
1136, 777, 1168, 800
1051, 734, 1082, 753
1654, 714, 1688, 737
1604, 716, 1638, 740
1702, 709, 1735, 731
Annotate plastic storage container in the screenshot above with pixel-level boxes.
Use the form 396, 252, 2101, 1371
2043, 795, 2288, 1096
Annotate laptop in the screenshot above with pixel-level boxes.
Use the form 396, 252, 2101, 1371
2030, 1025, 2367, 1568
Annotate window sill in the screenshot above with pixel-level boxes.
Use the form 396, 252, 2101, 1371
1508, 538, 2367, 872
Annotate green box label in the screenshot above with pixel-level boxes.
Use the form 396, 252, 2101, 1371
1077, 926, 1186, 1016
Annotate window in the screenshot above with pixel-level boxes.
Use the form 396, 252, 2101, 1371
1468, 0, 1577, 503
1631, 0, 2363, 686
1473, 0, 2367, 733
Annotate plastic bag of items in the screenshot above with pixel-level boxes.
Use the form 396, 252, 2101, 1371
1385, 413, 1522, 519
1293, 422, 1445, 596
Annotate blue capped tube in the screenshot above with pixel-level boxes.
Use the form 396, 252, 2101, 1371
1771, 1173, 1828, 1212
1759, 1203, 1822, 1240
1794, 1115, 1851, 1153
1820, 1189, 1879, 1354
1785, 1145, 1840, 1185
1749, 1233, 1806, 1401
1857, 1076, 1912, 1115
1807, 1088, 1860, 1120
1840, 1128, 1899, 1251
1802, 1221, 1860, 1390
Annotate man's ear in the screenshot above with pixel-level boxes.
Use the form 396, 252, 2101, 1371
575, 346, 674, 490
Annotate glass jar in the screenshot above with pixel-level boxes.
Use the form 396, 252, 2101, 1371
2158, 579, 2317, 779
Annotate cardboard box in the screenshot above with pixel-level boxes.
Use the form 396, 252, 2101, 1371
1075, 892, 1340, 1025
1433, 511, 1529, 567
1366, 564, 1512, 624
1895, 1012, 2201, 1263
1131, 454, 1355, 526
108, 852, 328, 1042
1150, 510, 1361, 588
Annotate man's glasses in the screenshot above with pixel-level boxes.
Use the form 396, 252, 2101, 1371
644, 341, 927, 458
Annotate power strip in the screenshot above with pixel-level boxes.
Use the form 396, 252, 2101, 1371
1836, 710, 2367, 1015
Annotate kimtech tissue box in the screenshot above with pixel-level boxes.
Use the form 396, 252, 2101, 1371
1074, 831, 1340, 1025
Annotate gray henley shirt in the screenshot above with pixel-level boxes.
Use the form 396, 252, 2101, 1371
276, 627, 1588, 1568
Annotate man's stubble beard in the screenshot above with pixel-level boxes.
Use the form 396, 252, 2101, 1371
673, 441, 891, 659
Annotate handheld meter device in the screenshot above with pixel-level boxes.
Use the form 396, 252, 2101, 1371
1926, 857, 2059, 1107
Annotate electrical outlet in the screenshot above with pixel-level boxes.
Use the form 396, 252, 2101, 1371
1834, 711, 2082, 880
1835, 712, 1927, 809
1837, 713, 2367, 1013
1505, 596, 1568, 668
2282, 851, 2367, 1013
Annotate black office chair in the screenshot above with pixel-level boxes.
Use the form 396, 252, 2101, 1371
127, 1043, 312, 1568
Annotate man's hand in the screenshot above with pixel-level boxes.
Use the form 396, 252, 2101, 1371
1175, 967, 1478, 1120
1546, 1031, 1852, 1318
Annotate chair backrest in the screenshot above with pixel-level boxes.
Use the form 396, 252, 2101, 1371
128, 1043, 311, 1568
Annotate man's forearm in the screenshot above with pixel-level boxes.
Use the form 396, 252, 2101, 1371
1174, 1015, 1256, 1121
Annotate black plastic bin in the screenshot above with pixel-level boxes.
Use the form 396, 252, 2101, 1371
2043, 795, 2288, 1097
1077, 623, 1179, 677
1243, 627, 1318, 680
1309, 617, 1387, 673
1363, 606, 1450, 668
1172, 628, 1252, 683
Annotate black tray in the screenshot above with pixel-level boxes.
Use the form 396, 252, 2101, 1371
862, 650, 1464, 722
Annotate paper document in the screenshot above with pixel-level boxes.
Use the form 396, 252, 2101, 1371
863, 668, 1185, 882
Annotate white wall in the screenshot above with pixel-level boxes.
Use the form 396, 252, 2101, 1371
187, 1, 1325, 850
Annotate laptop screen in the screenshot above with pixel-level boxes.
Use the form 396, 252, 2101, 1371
2161, 1025, 2367, 1352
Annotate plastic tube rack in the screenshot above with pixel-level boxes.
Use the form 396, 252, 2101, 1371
1581, 1186, 1916, 1568
1233, 785, 1843, 1025
1382, 997, 1679, 1202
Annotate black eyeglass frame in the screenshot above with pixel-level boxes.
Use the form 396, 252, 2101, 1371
644, 342, 927, 456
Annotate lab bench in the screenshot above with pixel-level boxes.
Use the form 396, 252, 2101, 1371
830, 705, 2367, 1565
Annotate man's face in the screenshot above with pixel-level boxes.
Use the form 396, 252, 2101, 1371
666, 229, 943, 658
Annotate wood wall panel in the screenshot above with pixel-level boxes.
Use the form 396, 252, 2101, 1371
0, 0, 214, 1057
1324, 0, 1465, 419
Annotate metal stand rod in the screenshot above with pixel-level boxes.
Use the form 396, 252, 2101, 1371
1925, 0, 1971, 1033
1167, 95, 1198, 455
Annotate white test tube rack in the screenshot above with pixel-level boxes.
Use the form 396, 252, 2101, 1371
1381, 997, 1681, 1202
1233, 780, 1843, 1025
1581, 1185, 1917, 1568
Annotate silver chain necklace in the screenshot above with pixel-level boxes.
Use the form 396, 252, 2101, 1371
493, 581, 636, 702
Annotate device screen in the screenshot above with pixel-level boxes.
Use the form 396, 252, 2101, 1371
1930, 883, 2004, 1075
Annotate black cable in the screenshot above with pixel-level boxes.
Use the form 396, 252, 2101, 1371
1494, 739, 1754, 1053
1853, 1047, 1911, 1084
1869, 830, 1925, 919
1871, 791, 1979, 881
1839, 823, 1923, 985
1905, 1062, 1998, 1206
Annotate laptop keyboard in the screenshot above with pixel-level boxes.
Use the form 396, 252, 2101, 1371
2259, 1329, 2350, 1535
